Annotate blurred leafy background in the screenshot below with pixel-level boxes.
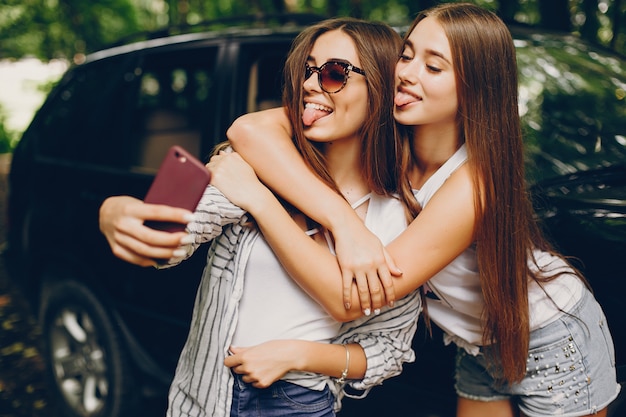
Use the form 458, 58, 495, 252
0, 0, 625, 151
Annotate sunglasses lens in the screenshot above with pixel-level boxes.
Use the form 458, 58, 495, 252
320, 63, 347, 93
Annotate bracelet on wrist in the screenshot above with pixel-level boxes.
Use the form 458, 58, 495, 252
335, 344, 350, 384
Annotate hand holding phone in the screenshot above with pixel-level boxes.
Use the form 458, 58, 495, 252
143, 145, 212, 232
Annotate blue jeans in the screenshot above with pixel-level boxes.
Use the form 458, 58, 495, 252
230, 372, 335, 417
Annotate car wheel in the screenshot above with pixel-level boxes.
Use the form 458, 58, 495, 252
40, 278, 137, 417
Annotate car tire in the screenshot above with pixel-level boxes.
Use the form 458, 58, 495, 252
40, 278, 138, 417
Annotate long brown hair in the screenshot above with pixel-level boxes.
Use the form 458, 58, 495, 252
407, 3, 576, 383
282, 18, 404, 199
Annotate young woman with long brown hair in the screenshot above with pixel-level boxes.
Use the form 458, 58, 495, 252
223, 4, 620, 416
100, 18, 423, 417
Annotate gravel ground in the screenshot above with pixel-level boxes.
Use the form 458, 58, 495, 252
0, 261, 52, 417
0, 153, 56, 417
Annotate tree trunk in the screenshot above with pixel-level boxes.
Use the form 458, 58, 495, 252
328, 0, 339, 17
581, 0, 600, 44
498, 0, 520, 23
610, 0, 623, 50
538, 0, 571, 31
167, 0, 179, 26
403, 0, 436, 20
271, 0, 286, 13
350, 0, 363, 19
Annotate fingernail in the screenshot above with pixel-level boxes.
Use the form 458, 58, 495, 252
364, 308, 371, 316
344, 302, 351, 310
180, 234, 194, 244
183, 213, 196, 222
389, 301, 395, 307
374, 308, 381, 315
173, 248, 187, 257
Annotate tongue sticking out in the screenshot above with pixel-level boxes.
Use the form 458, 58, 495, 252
302, 107, 329, 126
394, 91, 419, 107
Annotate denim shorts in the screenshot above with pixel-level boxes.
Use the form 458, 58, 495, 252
230, 372, 335, 417
454, 288, 621, 417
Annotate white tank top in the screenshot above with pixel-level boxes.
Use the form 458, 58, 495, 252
415, 145, 584, 353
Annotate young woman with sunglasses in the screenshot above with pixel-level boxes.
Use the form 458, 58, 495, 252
99, 18, 423, 417
224, 4, 620, 417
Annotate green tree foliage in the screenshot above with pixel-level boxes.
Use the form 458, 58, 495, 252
0, 0, 140, 61
0, 120, 12, 154
0, 0, 624, 61
0, 104, 18, 153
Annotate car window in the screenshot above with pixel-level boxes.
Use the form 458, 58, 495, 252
191, 40, 290, 155
36, 54, 137, 167
130, 47, 218, 173
238, 41, 290, 114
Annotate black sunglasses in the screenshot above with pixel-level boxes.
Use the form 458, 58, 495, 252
304, 60, 366, 94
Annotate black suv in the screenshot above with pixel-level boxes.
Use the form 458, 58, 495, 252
6, 15, 626, 417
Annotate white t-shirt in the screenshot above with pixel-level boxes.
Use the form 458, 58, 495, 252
232, 192, 411, 385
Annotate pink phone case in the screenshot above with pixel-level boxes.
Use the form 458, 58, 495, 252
143, 145, 211, 232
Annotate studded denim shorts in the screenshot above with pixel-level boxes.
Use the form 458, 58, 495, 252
454, 288, 621, 417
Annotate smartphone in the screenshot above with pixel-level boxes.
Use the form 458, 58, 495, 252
143, 145, 212, 232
